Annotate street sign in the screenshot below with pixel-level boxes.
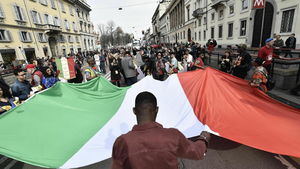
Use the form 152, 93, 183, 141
253, 0, 265, 9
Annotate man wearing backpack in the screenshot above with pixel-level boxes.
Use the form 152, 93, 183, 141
26, 64, 44, 87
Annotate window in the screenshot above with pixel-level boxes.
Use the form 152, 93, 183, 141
64, 20, 70, 30
183, 31, 185, 39
204, 30, 206, 40
14, 5, 26, 22
0, 5, 5, 19
280, 9, 295, 33
241, 0, 248, 10
240, 20, 247, 36
218, 25, 223, 38
39, 0, 48, 6
59, 35, 65, 42
80, 22, 83, 31
219, 10, 224, 20
211, 27, 214, 39
229, 5, 234, 15
0, 30, 11, 42
72, 22, 77, 31
195, 32, 197, 41
31, 11, 42, 24
44, 14, 49, 24
50, 0, 56, 9
37, 33, 47, 42
19, 31, 32, 42
186, 5, 190, 21
60, 0, 65, 13
228, 23, 233, 38
203, 16, 207, 24
75, 36, 80, 43
68, 35, 74, 43
198, 19, 201, 26
69, 5, 74, 15
199, 31, 201, 41
45, 14, 54, 25
211, 13, 215, 21
77, 9, 80, 17
54, 17, 60, 26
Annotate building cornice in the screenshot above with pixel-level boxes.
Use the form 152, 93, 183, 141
73, 0, 91, 12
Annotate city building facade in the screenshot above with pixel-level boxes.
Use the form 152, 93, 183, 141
152, 0, 300, 48
0, 0, 96, 66
151, 0, 171, 44
74, 0, 96, 53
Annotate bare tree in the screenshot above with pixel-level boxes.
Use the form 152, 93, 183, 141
98, 20, 133, 48
107, 21, 116, 45
97, 24, 106, 36
114, 27, 124, 45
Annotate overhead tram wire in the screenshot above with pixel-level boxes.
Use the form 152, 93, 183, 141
94, 1, 159, 10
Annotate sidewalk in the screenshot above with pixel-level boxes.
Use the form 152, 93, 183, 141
268, 88, 300, 108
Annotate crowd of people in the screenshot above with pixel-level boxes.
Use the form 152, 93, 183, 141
99, 37, 297, 95
0, 35, 299, 115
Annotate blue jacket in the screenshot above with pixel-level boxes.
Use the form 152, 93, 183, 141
11, 80, 32, 101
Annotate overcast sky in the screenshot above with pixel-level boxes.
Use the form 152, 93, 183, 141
87, 0, 159, 39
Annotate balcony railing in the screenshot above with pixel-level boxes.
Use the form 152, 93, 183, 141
192, 8, 205, 18
211, 0, 229, 9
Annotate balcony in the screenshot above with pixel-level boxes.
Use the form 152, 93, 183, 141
44, 24, 62, 35
211, 0, 229, 9
192, 8, 205, 18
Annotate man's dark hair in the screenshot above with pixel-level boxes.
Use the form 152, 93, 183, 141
135, 92, 157, 109
14, 68, 24, 76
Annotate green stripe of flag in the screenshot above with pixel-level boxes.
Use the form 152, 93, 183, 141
0, 77, 129, 168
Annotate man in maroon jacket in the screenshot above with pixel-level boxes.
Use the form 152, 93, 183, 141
111, 91, 210, 169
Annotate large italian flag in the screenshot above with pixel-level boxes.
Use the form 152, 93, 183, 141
0, 67, 299, 168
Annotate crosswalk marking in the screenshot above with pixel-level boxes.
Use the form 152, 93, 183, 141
4, 160, 17, 169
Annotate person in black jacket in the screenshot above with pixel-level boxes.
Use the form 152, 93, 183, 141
232, 44, 252, 79
0, 75, 12, 98
284, 33, 297, 58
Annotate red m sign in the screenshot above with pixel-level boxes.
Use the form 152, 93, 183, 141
253, 0, 265, 9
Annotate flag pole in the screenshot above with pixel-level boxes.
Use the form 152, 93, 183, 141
259, 1, 266, 47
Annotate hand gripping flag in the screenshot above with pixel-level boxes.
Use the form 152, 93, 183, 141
0, 67, 299, 168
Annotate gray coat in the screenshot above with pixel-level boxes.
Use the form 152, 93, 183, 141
121, 56, 136, 78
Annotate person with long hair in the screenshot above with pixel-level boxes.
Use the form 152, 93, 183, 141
109, 54, 122, 87
42, 67, 59, 89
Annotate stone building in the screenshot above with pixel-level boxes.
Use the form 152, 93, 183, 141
152, 0, 300, 48
0, 0, 97, 66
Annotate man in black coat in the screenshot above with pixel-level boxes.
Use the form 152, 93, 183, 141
232, 44, 252, 79
284, 33, 297, 58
